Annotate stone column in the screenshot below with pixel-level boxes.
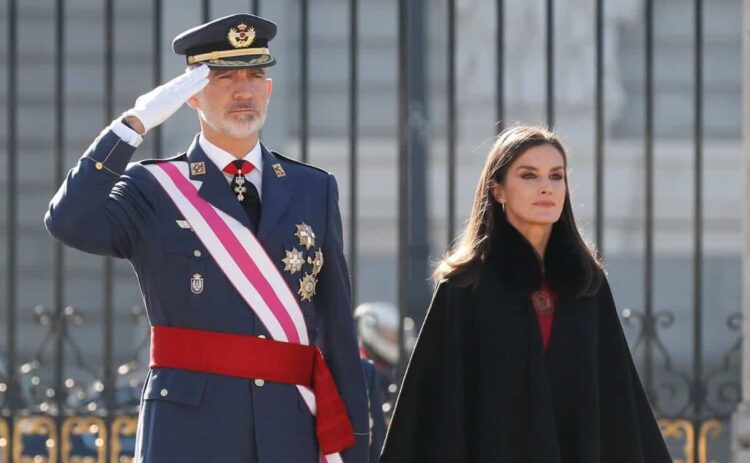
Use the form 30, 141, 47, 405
732, 0, 750, 460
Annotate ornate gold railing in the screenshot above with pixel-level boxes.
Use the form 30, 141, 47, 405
109, 417, 137, 463
13, 416, 57, 463
0, 418, 9, 463
658, 418, 725, 463
60, 416, 106, 463
0, 415, 729, 462
1, 416, 137, 463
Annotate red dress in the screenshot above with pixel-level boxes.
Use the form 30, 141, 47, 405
531, 281, 557, 350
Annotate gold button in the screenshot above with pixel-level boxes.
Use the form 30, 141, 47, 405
258, 335, 266, 339
160, 388, 168, 397
193, 250, 202, 257
254, 379, 265, 387
95, 162, 104, 170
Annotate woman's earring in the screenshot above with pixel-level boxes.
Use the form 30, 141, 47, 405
500, 201, 506, 213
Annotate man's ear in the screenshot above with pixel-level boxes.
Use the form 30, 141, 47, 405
266, 78, 273, 98
187, 94, 200, 109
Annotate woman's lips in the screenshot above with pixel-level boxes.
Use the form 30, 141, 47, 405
533, 201, 556, 207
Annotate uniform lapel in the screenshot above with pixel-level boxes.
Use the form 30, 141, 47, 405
257, 144, 291, 241
186, 136, 253, 230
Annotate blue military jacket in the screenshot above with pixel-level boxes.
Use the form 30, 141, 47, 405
45, 128, 369, 463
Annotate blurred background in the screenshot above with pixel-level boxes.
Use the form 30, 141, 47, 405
0, 0, 744, 461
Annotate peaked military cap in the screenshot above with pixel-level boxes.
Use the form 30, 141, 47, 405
172, 13, 277, 69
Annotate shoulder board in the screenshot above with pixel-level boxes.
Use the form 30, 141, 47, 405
140, 152, 187, 165
270, 150, 329, 175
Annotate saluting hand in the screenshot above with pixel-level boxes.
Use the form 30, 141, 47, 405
124, 64, 210, 135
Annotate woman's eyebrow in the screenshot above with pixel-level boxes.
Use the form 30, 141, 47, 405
515, 165, 564, 171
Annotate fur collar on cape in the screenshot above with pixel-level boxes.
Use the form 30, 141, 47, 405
483, 216, 600, 297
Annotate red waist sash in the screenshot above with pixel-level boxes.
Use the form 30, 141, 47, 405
150, 325, 356, 454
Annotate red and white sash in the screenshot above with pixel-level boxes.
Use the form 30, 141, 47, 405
145, 161, 346, 463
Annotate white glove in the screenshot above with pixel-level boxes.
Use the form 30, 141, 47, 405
125, 64, 210, 134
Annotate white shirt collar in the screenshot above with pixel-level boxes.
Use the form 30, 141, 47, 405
199, 134, 263, 175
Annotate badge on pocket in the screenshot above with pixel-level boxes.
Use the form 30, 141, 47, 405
191, 273, 204, 294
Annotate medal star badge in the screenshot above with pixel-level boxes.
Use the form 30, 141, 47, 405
294, 223, 316, 250
298, 273, 318, 302
307, 249, 324, 276
227, 23, 255, 48
282, 248, 305, 275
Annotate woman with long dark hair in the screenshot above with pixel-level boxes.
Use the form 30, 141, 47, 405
380, 126, 671, 462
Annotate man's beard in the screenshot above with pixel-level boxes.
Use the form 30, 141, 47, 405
198, 99, 268, 139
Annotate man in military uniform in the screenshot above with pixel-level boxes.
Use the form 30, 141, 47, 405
45, 13, 369, 463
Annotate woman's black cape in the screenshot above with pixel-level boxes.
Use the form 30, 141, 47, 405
380, 222, 672, 462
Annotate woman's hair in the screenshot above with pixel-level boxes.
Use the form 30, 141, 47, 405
433, 125, 603, 294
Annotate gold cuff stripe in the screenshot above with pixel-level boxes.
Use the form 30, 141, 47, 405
187, 47, 270, 64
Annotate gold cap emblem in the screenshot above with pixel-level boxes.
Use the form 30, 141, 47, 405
228, 24, 256, 49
